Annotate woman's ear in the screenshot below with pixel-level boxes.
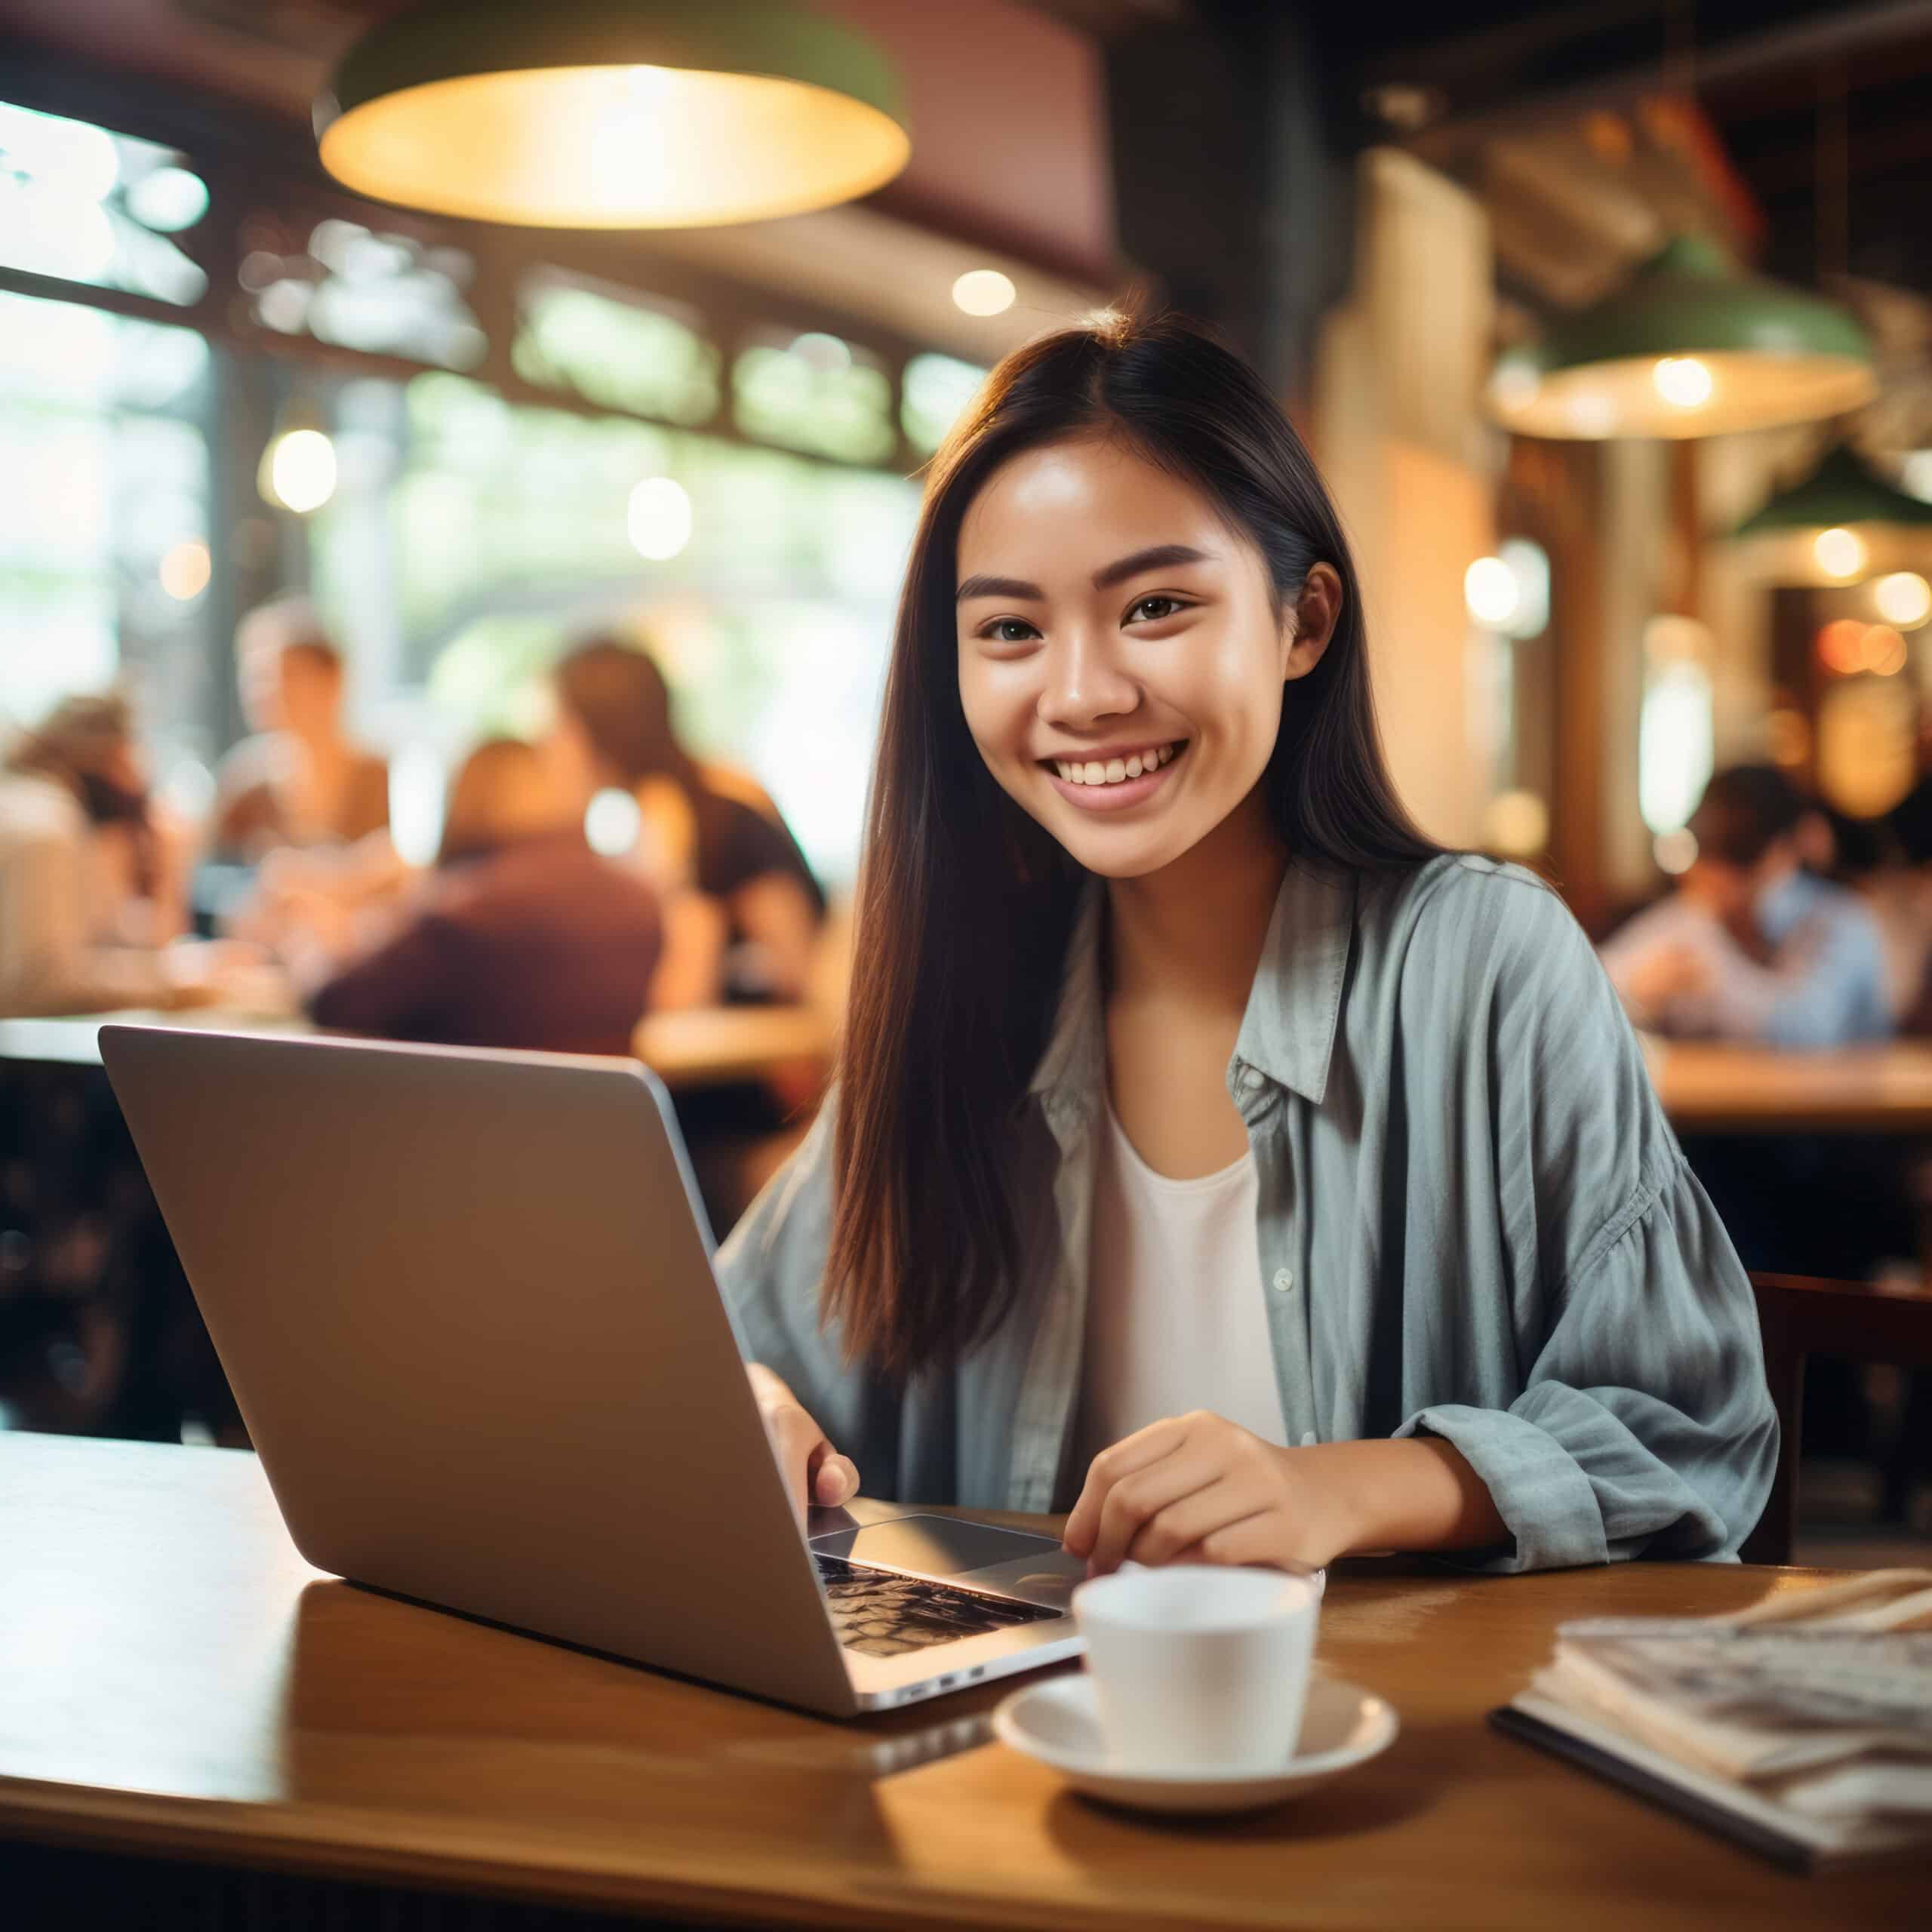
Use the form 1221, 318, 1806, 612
1282, 562, 1343, 684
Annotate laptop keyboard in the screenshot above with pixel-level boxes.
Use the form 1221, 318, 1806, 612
814, 1554, 1060, 1659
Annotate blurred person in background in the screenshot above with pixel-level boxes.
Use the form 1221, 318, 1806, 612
0, 691, 239, 1016
1876, 776, 1932, 1035
548, 638, 825, 1004
303, 737, 662, 1057
211, 597, 389, 862
1601, 763, 1889, 1048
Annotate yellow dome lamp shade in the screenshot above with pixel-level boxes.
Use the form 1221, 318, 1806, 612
314, 0, 910, 229
1487, 235, 1876, 440
1727, 444, 1932, 587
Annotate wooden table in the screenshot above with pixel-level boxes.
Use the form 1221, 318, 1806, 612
2, 1434, 1921, 1929
1651, 1038, 1932, 1135
0, 1004, 836, 1095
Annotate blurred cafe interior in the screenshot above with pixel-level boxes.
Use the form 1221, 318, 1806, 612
8, 0, 1932, 1535
4, 0, 1932, 1912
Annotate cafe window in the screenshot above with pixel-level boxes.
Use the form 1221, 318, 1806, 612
0, 289, 214, 774
239, 214, 486, 371
300, 368, 918, 884
0, 100, 208, 307
513, 272, 721, 426
731, 329, 897, 466
901, 351, 987, 457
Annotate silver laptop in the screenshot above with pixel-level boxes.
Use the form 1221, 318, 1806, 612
98, 1024, 1084, 1717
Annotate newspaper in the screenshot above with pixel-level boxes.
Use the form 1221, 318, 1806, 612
1530, 1571, 1932, 1820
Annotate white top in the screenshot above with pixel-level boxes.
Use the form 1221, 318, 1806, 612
1073, 1100, 1290, 1475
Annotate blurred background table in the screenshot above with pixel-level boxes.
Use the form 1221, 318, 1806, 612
1, 1431, 1923, 1932
0, 1006, 835, 1092
1651, 1040, 1932, 1135
0, 1008, 832, 1441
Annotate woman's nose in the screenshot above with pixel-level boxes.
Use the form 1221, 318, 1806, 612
1038, 629, 1137, 731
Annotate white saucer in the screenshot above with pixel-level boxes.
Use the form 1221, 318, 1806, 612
992, 1672, 1396, 1816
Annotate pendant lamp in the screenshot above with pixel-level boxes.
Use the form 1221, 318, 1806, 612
1727, 442, 1932, 586
315, 0, 909, 229
1487, 235, 1875, 440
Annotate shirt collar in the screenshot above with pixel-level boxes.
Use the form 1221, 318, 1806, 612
1232, 862, 1355, 1106
1026, 862, 1356, 1127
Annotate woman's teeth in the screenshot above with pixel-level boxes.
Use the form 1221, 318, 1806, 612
1053, 744, 1180, 786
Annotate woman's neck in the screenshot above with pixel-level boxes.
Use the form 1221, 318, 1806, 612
1104, 789, 1288, 1017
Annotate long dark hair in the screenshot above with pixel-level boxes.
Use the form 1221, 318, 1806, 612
828, 311, 1437, 1376
553, 636, 724, 855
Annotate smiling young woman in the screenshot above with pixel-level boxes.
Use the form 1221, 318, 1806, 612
718, 312, 1777, 1577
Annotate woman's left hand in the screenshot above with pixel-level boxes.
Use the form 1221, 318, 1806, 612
1061, 1411, 1362, 1576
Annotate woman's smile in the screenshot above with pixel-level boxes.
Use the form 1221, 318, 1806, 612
1039, 739, 1188, 811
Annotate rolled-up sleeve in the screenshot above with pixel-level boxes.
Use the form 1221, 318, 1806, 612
1398, 1152, 1779, 1568
1392, 872, 1778, 1571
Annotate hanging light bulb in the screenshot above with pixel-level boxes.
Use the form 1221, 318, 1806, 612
1729, 445, 1932, 586
1814, 527, 1866, 580
1487, 235, 1875, 440
315, 1, 909, 229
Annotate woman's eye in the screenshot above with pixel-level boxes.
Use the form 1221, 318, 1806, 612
983, 619, 1038, 644
1128, 595, 1187, 623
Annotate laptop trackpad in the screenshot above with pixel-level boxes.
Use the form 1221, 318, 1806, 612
809, 1514, 1060, 1577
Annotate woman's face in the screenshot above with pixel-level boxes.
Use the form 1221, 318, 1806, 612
955, 432, 1337, 881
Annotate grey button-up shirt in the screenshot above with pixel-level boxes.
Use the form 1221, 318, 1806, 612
718, 854, 1778, 1571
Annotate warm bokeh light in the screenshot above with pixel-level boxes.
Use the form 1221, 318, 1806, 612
1874, 571, 1932, 629
1813, 525, 1867, 580
1654, 829, 1699, 875
952, 269, 1017, 317
626, 475, 693, 560
1862, 625, 1908, 677
1765, 706, 1810, 768
1652, 356, 1713, 409
584, 786, 642, 857
1818, 619, 1868, 675
1463, 556, 1519, 627
1481, 789, 1549, 858
158, 538, 211, 600
261, 429, 337, 513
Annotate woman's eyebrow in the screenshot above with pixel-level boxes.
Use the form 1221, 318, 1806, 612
955, 543, 1218, 605
1091, 543, 1216, 589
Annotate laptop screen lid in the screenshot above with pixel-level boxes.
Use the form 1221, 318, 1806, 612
99, 1025, 857, 1716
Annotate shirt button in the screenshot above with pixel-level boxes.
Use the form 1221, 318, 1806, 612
1272, 1268, 1295, 1293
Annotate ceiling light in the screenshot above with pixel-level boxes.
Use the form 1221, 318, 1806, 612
1814, 527, 1866, 580
315, 1, 909, 229
1487, 235, 1874, 440
952, 270, 1016, 318
1730, 445, 1932, 585
1652, 356, 1712, 409
1874, 574, 1931, 629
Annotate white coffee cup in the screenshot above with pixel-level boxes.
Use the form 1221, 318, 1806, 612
1072, 1565, 1320, 1772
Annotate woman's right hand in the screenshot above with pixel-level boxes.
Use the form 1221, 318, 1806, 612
746, 1364, 859, 1518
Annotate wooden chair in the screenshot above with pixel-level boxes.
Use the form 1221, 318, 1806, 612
1744, 1271, 1932, 1564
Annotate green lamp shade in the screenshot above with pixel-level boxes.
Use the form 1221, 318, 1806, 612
315, 0, 910, 229
1487, 235, 1876, 440
1727, 444, 1932, 585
